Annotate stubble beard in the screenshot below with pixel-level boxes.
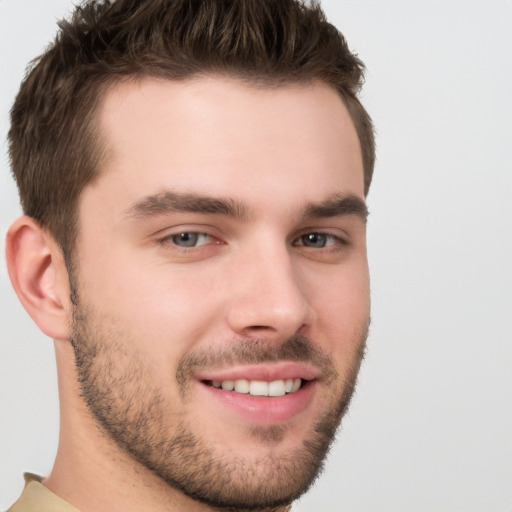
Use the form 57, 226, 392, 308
70, 296, 368, 511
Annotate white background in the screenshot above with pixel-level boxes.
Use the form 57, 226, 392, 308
1, 1, 511, 511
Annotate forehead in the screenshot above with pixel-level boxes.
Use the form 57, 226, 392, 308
87, 76, 364, 215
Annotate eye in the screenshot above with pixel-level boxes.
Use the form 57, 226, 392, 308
167, 232, 212, 247
295, 233, 342, 248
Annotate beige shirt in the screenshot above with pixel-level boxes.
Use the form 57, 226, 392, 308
8, 473, 296, 511
8, 474, 79, 512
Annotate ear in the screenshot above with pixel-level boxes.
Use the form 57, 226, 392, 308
6, 215, 71, 341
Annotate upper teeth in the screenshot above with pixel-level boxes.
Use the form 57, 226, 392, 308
211, 378, 302, 397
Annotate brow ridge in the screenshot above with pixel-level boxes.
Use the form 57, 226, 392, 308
125, 191, 367, 224
301, 194, 368, 223
125, 191, 249, 220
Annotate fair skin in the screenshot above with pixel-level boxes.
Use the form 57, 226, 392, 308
7, 77, 369, 512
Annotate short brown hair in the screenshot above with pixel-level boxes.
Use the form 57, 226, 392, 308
9, 0, 375, 261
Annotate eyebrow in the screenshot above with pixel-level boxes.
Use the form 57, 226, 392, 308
301, 194, 368, 223
124, 191, 368, 223
124, 191, 249, 220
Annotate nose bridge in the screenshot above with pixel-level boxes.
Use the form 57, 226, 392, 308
226, 234, 313, 338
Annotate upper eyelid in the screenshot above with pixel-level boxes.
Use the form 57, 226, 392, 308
293, 232, 346, 246
152, 226, 350, 243
172, 232, 212, 246
161, 230, 211, 237
151, 224, 219, 238
292, 227, 349, 241
158, 231, 213, 243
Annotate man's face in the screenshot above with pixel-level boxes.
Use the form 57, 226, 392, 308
71, 77, 369, 510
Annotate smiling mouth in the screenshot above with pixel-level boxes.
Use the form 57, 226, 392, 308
203, 378, 307, 397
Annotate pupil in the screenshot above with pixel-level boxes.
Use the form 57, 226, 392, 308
174, 233, 197, 246
305, 233, 326, 247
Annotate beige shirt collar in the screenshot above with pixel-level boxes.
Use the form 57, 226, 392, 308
8, 473, 297, 511
8, 473, 79, 512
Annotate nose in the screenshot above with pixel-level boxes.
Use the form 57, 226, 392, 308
226, 240, 315, 341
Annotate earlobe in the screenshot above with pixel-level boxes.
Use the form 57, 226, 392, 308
6, 215, 71, 341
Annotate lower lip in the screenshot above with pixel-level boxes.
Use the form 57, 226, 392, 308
199, 381, 317, 425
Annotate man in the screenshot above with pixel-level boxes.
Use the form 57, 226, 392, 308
5, 0, 375, 511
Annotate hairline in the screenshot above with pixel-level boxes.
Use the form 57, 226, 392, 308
63, 71, 366, 269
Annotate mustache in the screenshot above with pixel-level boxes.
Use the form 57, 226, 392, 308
176, 335, 338, 388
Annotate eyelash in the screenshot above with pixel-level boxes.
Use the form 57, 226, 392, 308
157, 231, 348, 250
162, 232, 213, 248
293, 232, 347, 249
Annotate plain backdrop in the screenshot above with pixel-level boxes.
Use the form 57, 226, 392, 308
1, 1, 511, 511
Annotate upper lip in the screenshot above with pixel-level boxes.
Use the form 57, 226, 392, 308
195, 361, 320, 383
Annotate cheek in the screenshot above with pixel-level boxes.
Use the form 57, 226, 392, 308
76, 252, 224, 367
312, 261, 370, 351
